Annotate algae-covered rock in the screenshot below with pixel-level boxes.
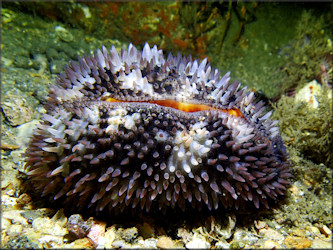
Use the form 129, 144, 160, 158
3, 234, 39, 249
1, 90, 36, 126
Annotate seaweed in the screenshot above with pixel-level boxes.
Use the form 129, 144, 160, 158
271, 85, 332, 227
280, 10, 332, 93
272, 88, 332, 167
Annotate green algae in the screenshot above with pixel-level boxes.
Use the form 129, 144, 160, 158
272, 89, 332, 167
280, 10, 332, 92
270, 85, 332, 226
277, 152, 332, 227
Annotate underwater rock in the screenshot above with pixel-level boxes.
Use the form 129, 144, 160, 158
55, 26, 74, 42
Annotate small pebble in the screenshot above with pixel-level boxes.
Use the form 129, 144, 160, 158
67, 214, 91, 239
51, 209, 67, 227
307, 226, 321, 236
284, 236, 311, 249
229, 240, 245, 249
232, 229, 259, 245
65, 238, 94, 249
38, 235, 63, 248
96, 236, 106, 249
259, 228, 284, 243
87, 219, 106, 246
254, 220, 267, 230
263, 239, 280, 249
112, 239, 127, 248
156, 236, 175, 249
55, 26, 74, 42
177, 227, 193, 244
215, 240, 230, 248
319, 225, 332, 237
185, 234, 210, 249
32, 217, 67, 237
138, 238, 158, 248
119, 227, 138, 243
103, 227, 117, 248
16, 193, 32, 208
16, 120, 40, 147
214, 215, 236, 239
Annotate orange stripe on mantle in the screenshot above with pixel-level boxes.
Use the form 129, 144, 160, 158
104, 97, 243, 117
